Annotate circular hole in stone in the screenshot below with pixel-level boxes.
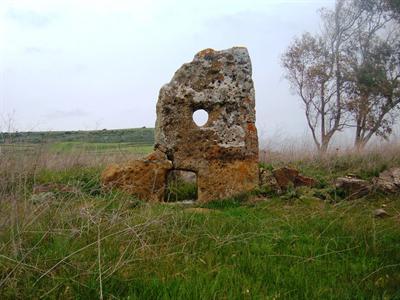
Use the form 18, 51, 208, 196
193, 109, 208, 127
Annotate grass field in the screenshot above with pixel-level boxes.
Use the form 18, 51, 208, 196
49, 142, 153, 155
0, 127, 155, 157
0, 128, 155, 145
0, 142, 153, 156
0, 132, 399, 299
1, 185, 399, 299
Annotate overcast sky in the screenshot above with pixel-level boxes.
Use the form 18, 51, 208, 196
0, 0, 336, 139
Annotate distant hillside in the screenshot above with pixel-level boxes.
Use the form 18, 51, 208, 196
0, 128, 155, 145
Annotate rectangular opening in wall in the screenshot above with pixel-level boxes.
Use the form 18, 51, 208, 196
165, 170, 197, 202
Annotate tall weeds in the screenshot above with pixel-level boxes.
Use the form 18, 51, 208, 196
260, 140, 400, 180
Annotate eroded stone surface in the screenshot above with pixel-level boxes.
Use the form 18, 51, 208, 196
373, 208, 390, 218
259, 168, 282, 194
272, 167, 316, 190
373, 167, 400, 193
155, 47, 259, 202
335, 176, 371, 199
101, 150, 172, 202
102, 47, 259, 203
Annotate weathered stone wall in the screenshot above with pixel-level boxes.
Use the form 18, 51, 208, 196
102, 47, 259, 203
155, 47, 259, 202
102, 150, 172, 202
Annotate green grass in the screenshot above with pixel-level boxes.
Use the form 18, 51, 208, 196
165, 179, 197, 202
0, 141, 153, 156
49, 142, 153, 155
0, 144, 37, 153
1, 139, 400, 298
35, 167, 103, 195
1, 128, 155, 144
1, 170, 399, 299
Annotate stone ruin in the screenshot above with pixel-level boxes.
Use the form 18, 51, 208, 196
102, 47, 259, 202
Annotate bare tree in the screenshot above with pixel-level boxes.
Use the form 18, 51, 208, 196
282, 33, 338, 154
282, 1, 362, 153
320, 0, 365, 137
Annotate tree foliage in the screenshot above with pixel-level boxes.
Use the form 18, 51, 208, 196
282, 0, 400, 151
384, 0, 400, 19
